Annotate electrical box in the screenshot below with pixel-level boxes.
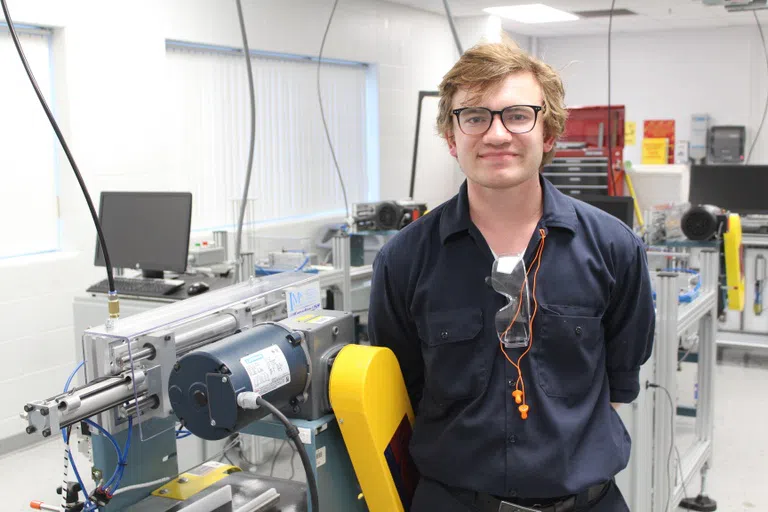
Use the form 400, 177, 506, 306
189, 245, 226, 266
708, 125, 745, 164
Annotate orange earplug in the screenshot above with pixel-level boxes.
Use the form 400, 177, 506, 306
512, 390, 523, 404
518, 404, 529, 420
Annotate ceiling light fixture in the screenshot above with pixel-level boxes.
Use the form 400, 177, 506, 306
483, 4, 579, 23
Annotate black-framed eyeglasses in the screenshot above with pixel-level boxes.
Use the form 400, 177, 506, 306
452, 105, 545, 135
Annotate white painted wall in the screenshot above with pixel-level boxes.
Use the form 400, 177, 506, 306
0, 0, 459, 445
536, 24, 768, 167
408, 18, 536, 209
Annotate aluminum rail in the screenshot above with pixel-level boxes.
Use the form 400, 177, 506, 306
118, 301, 286, 367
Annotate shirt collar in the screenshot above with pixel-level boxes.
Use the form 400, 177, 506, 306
439, 175, 578, 245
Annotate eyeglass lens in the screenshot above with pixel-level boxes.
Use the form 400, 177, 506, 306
458, 106, 537, 135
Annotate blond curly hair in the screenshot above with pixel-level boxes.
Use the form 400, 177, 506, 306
437, 39, 568, 166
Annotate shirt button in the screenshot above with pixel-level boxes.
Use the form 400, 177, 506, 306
507, 379, 514, 388
440, 330, 449, 339
508, 435, 518, 444
508, 489, 518, 497
575, 326, 583, 335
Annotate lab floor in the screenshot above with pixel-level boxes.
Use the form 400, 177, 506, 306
2, 356, 767, 512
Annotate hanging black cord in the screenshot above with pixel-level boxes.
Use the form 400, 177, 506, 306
747, 11, 768, 164
607, 0, 617, 195
255, 396, 319, 512
233, 0, 258, 282
1, 0, 115, 293
648, 382, 677, 512
442, 0, 463, 55
317, 0, 350, 223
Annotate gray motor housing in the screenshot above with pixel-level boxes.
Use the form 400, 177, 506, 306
169, 310, 355, 440
277, 310, 355, 420
169, 322, 310, 440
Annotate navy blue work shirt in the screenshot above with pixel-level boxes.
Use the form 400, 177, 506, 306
368, 176, 655, 499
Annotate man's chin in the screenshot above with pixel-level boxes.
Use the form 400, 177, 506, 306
468, 169, 537, 190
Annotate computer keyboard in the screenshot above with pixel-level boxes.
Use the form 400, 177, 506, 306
87, 277, 185, 297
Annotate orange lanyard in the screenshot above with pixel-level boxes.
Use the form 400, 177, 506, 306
498, 228, 546, 419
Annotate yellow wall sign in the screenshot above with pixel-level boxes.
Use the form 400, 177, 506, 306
641, 137, 669, 164
625, 121, 636, 146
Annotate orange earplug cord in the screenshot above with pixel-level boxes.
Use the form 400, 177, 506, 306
499, 228, 546, 419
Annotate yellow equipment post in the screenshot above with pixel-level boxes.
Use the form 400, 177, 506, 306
329, 344, 418, 512
723, 213, 745, 311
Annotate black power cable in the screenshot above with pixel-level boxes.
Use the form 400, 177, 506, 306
255, 396, 319, 511
648, 382, 677, 512
233, 0, 257, 282
442, 0, 463, 55
607, 0, 617, 195
1, 0, 116, 294
747, 11, 768, 164
317, 0, 350, 223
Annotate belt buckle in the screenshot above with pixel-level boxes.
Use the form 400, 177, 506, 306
498, 501, 540, 512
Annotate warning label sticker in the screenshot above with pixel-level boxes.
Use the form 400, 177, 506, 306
187, 460, 227, 476
307, 316, 334, 324
240, 345, 291, 395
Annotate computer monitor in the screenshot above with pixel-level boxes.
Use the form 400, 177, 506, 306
689, 164, 768, 215
94, 192, 193, 278
578, 195, 635, 227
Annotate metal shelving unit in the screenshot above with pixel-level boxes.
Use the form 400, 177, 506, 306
617, 249, 719, 512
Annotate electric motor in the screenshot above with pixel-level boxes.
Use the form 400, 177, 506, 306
169, 322, 310, 440
681, 204, 727, 241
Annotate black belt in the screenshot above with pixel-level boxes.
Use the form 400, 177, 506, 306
460, 481, 611, 512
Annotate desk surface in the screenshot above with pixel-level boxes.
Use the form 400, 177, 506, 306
86, 273, 235, 302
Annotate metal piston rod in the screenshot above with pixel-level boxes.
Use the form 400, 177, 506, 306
24, 371, 149, 433
116, 301, 285, 368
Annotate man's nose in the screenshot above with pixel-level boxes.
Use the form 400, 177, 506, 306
483, 114, 512, 144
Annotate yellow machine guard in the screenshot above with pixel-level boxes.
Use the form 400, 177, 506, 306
151, 462, 240, 501
329, 344, 418, 512
724, 213, 745, 311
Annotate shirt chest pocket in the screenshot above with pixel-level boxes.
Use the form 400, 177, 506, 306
533, 309, 605, 400
418, 308, 487, 403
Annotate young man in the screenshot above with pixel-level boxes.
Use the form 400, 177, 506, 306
368, 41, 655, 512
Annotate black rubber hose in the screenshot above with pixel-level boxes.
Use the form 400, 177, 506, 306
233, 0, 257, 282
317, 0, 350, 222
0, 0, 116, 293
255, 396, 319, 511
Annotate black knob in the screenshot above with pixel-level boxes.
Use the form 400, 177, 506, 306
26, 426, 36, 434
24, 404, 34, 413
286, 331, 303, 346
40, 407, 49, 417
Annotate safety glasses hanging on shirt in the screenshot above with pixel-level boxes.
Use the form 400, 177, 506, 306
491, 254, 531, 349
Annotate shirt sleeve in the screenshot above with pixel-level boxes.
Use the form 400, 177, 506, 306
368, 247, 424, 412
603, 237, 655, 403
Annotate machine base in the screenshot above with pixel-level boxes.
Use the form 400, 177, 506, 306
127, 470, 307, 511
679, 494, 718, 511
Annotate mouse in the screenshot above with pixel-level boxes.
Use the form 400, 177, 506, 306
187, 282, 210, 296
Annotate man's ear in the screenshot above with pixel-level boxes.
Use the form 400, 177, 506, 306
446, 131, 458, 159
543, 134, 556, 153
